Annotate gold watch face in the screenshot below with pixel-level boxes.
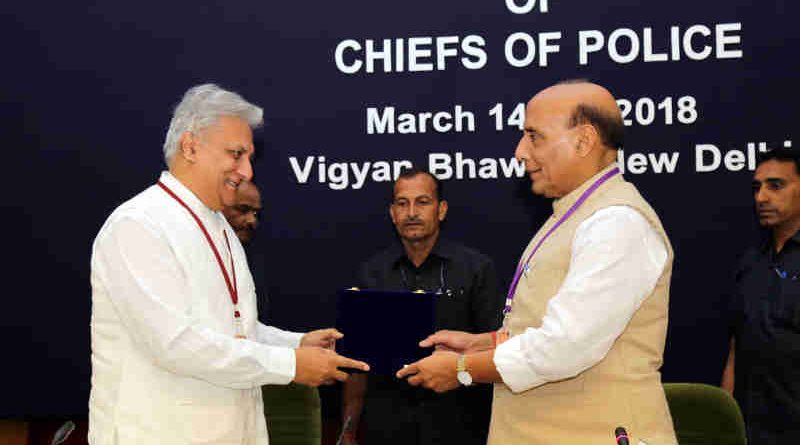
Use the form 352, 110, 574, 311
457, 370, 473, 386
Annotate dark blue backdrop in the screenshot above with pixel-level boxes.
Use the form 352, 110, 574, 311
2, 0, 798, 417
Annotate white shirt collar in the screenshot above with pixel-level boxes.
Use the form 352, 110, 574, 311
158, 171, 222, 228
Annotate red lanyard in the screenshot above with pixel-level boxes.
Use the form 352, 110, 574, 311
157, 181, 243, 333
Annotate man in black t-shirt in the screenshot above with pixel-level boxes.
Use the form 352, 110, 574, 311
722, 148, 800, 443
341, 168, 503, 445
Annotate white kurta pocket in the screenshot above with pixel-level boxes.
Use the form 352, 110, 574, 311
175, 401, 244, 444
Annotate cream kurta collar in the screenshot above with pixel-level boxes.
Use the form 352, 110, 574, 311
551, 163, 621, 217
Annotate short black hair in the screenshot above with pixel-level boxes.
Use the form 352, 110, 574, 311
756, 148, 800, 174
392, 167, 444, 201
568, 104, 625, 150
558, 79, 625, 150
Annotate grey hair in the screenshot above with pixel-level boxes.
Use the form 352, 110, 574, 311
162, 83, 263, 166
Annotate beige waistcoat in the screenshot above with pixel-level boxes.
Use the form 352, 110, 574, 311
488, 166, 677, 445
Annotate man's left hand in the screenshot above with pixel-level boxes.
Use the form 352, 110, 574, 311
300, 328, 343, 350
395, 351, 460, 393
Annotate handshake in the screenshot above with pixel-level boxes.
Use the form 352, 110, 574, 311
292, 328, 495, 392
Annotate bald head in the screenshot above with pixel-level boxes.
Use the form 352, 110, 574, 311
222, 180, 262, 244
534, 81, 624, 150
514, 81, 623, 198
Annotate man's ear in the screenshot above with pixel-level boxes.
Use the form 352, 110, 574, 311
388, 205, 397, 225
575, 124, 599, 158
179, 131, 197, 162
437, 200, 448, 222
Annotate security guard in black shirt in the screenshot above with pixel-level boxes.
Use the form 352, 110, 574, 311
341, 168, 502, 445
723, 148, 800, 443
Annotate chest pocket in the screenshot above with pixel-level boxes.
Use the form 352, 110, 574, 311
765, 277, 800, 330
435, 284, 470, 331
771, 298, 800, 331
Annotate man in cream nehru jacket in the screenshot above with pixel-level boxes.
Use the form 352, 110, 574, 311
89, 84, 367, 444
398, 80, 677, 445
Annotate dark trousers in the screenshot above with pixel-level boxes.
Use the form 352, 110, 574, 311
362, 376, 491, 445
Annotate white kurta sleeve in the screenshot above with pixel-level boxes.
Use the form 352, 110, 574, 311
93, 213, 297, 389
493, 206, 668, 393
255, 323, 304, 348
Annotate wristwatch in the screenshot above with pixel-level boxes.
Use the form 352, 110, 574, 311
456, 354, 473, 386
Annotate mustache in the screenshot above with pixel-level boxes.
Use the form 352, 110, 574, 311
401, 217, 423, 225
235, 223, 257, 232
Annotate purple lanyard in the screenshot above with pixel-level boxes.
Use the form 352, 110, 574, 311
503, 167, 620, 314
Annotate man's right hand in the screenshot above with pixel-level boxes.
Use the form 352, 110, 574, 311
293, 346, 369, 387
419, 330, 494, 353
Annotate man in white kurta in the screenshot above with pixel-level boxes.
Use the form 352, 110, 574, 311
397, 81, 676, 444
89, 84, 367, 444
